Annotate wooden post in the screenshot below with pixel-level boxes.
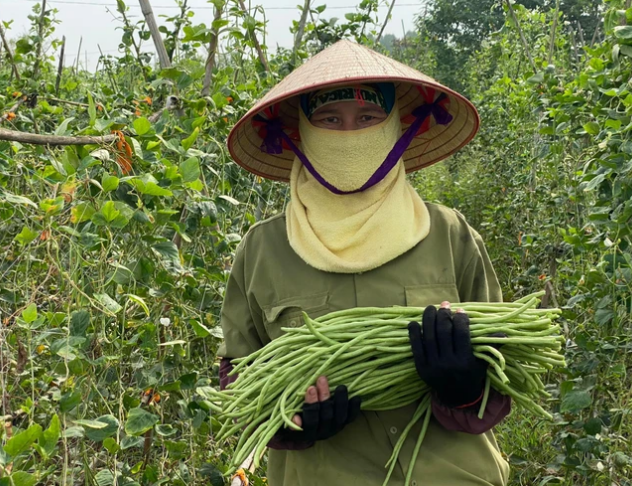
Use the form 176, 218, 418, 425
590, 24, 600, 48
293, 0, 310, 62
576, 20, 585, 47
401, 20, 407, 49
74, 36, 82, 74
202, 2, 224, 97
0, 20, 20, 80
376, 0, 396, 45
237, 0, 269, 72
55, 36, 66, 95
32, 0, 47, 79
138, 0, 172, 69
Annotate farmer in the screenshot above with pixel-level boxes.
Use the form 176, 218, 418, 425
218, 40, 511, 485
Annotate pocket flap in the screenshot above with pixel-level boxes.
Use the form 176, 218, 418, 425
263, 291, 329, 323
405, 284, 460, 308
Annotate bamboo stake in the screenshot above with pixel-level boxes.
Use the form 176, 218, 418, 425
401, 19, 407, 49
0, 20, 20, 80
505, 0, 537, 72
202, 2, 224, 97
55, 36, 66, 95
376, 0, 397, 45
237, 0, 269, 72
590, 24, 600, 48
138, 0, 172, 69
0, 127, 119, 145
74, 36, 82, 74
32, 0, 47, 80
547, 0, 559, 65
577, 20, 585, 48
293, 0, 310, 62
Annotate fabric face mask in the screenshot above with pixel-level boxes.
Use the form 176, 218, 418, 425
258, 90, 453, 195
297, 104, 402, 193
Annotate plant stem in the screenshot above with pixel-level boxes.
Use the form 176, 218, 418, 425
547, 0, 559, 65
202, 1, 224, 97
505, 0, 537, 72
376, 0, 397, 45
32, 0, 47, 80
293, 0, 310, 64
0, 19, 20, 80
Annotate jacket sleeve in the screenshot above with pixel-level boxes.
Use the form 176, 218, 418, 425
431, 213, 511, 434
217, 236, 265, 360
218, 236, 314, 451
432, 389, 511, 434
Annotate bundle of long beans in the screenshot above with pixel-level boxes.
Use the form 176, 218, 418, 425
206, 290, 565, 486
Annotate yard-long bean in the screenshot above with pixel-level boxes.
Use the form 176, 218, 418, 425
210, 291, 565, 486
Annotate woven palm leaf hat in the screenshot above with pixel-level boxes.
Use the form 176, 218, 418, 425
227, 40, 480, 182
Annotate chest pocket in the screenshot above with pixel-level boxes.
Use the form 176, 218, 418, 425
262, 291, 331, 341
405, 283, 461, 308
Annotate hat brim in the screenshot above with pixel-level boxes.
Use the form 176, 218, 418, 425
227, 41, 479, 182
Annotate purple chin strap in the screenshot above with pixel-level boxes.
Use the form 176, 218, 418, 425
255, 93, 453, 195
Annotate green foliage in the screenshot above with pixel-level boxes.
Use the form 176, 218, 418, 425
410, 2, 632, 484
0, 1, 629, 485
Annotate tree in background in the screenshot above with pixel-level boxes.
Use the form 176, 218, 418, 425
415, 0, 603, 93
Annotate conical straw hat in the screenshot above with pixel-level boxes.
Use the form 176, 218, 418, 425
227, 40, 479, 182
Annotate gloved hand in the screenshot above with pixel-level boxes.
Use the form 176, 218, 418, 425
274, 376, 362, 442
407, 304, 488, 409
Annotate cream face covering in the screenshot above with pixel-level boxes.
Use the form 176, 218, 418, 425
298, 106, 402, 193
286, 99, 431, 274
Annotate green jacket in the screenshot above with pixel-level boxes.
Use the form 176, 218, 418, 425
218, 202, 510, 486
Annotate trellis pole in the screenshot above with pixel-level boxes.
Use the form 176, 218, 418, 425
202, 1, 224, 97
55, 36, 66, 95
138, 0, 172, 69
32, 0, 47, 79
0, 19, 20, 80
237, 0, 269, 72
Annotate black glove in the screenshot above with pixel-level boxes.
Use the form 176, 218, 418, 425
408, 306, 488, 408
274, 385, 361, 442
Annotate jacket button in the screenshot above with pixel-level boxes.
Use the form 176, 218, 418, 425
389, 426, 397, 434
411, 481, 418, 486
290, 319, 298, 327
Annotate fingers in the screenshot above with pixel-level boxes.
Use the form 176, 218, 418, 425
319, 396, 334, 438
301, 402, 320, 442
436, 307, 454, 359
292, 414, 302, 427
347, 396, 362, 423
333, 385, 349, 431
452, 311, 472, 357
316, 375, 330, 401
422, 305, 439, 364
408, 321, 426, 373
305, 385, 318, 404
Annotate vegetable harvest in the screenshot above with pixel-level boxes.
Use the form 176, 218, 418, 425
206, 290, 565, 486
